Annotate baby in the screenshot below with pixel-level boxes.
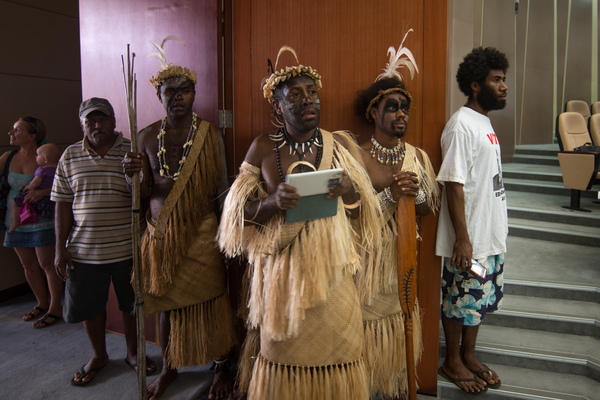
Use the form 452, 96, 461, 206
9, 143, 62, 233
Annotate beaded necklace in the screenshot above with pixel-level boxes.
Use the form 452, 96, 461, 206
271, 127, 323, 181
370, 135, 405, 165
157, 112, 197, 180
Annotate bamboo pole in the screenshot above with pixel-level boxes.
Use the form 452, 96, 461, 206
122, 45, 147, 400
396, 195, 418, 400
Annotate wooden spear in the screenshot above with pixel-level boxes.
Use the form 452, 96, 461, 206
396, 195, 418, 400
122, 44, 147, 400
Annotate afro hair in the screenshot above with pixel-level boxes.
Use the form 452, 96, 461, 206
456, 47, 509, 98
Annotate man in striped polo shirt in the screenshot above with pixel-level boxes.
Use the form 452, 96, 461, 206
52, 97, 155, 386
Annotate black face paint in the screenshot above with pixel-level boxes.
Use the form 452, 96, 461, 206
160, 78, 195, 118
383, 98, 409, 115
278, 76, 320, 136
376, 94, 410, 139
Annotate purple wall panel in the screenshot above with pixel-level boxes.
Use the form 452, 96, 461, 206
79, 0, 218, 137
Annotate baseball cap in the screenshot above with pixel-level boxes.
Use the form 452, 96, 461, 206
79, 97, 114, 119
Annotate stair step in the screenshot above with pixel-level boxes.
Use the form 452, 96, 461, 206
447, 294, 600, 337
508, 218, 600, 247
503, 162, 563, 182
504, 170, 564, 182
504, 279, 600, 303
508, 206, 600, 227
438, 364, 600, 400
515, 144, 560, 157
485, 308, 599, 337
439, 327, 600, 382
503, 161, 562, 173
504, 236, 600, 290
502, 294, 599, 321
506, 190, 600, 214
505, 178, 600, 197
512, 154, 560, 166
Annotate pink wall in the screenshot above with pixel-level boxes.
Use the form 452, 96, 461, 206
79, 0, 218, 137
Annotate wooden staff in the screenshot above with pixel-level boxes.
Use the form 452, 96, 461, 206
396, 195, 418, 400
122, 45, 147, 400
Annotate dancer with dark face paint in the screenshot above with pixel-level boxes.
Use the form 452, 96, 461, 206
218, 47, 383, 400
436, 46, 508, 394
122, 38, 236, 400
354, 31, 440, 399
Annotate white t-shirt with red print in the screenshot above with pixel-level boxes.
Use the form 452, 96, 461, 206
435, 106, 508, 259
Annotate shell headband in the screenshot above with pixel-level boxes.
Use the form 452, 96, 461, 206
365, 29, 419, 121
149, 36, 197, 91
262, 46, 322, 103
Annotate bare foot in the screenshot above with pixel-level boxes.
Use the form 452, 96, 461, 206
208, 365, 233, 399
439, 362, 487, 393
71, 356, 109, 385
147, 368, 177, 400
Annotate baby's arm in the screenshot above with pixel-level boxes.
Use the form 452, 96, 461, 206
24, 176, 43, 191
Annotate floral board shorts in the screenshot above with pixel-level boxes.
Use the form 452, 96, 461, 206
441, 254, 504, 326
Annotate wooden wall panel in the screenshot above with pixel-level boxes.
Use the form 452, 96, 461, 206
419, 2, 448, 394
79, 0, 218, 136
232, 0, 447, 394
0, 0, 80, 295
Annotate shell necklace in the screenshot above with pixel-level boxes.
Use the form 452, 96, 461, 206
157, 112, 197, 180
270, 126, 323, 181
370, 135, 405, 165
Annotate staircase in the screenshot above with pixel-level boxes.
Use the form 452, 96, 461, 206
437, 144, 600, 399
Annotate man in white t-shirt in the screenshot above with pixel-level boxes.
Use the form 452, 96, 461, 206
435, 47, 509, 394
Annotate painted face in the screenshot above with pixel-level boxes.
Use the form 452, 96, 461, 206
82, 110, 117, 150
8, 120, 36, 147
273, 76, 320, 136
477, 69, 507, 112
373, 92, 410, 139
160, 77, 195, 119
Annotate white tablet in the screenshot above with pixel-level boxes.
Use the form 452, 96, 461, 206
285, 168, 343, 222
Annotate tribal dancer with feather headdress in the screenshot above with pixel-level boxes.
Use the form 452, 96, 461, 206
123, 36, 236, 400
353, 29, 440, 399
218, 47, 382, 400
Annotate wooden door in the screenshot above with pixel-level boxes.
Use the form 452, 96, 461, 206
230, 0, 447, 394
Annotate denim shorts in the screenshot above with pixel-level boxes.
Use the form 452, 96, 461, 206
63, 259, 135, 323
3, 228, 55, 248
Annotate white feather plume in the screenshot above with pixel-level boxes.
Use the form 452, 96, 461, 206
148, 35, 186, 69
375, 29, 419, 82
274, 45, 299, 71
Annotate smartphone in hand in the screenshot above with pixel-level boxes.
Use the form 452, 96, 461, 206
469, 259, 487, 280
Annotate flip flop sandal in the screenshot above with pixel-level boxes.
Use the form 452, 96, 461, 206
125, 358, 157, 376
470, 364, 501, 389
22, 306, 47, 321
71, 363, 107, 386
33, 313, 61, 329
438, 367, 488, 395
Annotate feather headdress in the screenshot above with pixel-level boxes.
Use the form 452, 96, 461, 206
375, 29, 419, 82
365, 29, 419, 121
262, 46, 322, 103
149, 35, 197, 91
